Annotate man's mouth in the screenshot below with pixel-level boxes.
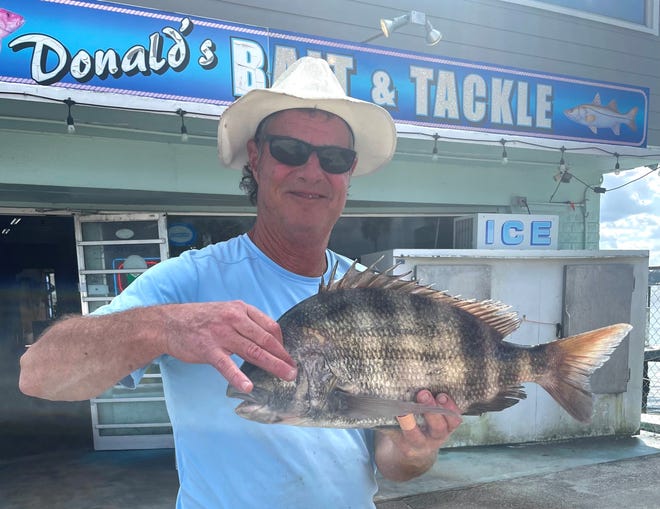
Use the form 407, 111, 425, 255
291, 191, 324, 200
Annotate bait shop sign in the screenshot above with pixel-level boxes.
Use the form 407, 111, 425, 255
0, 0, 650, 147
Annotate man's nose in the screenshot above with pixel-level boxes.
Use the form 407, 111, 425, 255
297, 151, 325, 178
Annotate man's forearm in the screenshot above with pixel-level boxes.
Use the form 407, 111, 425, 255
19, 306, 169, 401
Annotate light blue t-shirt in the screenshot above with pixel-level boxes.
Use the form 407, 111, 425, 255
93, 234, 378, 508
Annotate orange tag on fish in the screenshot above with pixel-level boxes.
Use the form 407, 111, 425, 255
397, 414, 417, 431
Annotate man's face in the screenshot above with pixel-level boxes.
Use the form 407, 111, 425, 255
247, 109, 356, 239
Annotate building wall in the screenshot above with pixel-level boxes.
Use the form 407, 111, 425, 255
3, 0, 653, 236
1, 127, 604, 249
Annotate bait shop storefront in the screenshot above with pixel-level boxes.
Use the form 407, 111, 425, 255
0, 0, 652, 451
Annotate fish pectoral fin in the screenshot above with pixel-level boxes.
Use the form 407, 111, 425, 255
331, 390, 460, 419
463, 386, 526, 416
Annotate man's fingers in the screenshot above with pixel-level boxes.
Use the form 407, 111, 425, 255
215, 303, 297, 382
233, 331, 297, 381
394, 391, 463, 444
242, 306, 295, 366
419, 392, 463, 441
434, 393, 463, 429
210, 351, 253, 393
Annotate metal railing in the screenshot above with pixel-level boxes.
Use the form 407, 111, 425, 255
642, 267, 660, 414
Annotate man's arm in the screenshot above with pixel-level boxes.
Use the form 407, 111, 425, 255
374, 391, 463, 482
19, 301, 297, 401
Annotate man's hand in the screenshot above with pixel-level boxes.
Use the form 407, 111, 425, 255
162, 301, 298, 392
374, 390, 462, 482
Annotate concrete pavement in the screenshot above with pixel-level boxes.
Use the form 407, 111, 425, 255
377, 454, 660, 508
1, 428, 659, 508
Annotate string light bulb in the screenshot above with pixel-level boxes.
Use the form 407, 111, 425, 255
64, 98, 76, 134
431, 133, 440, 161
177, 109, 189, 142
614, 153, 620, 175
500, 139, 508, 165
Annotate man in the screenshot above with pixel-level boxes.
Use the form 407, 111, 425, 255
19, 57, 462, 508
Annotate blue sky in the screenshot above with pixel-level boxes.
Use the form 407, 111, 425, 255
599, 166, 660, 267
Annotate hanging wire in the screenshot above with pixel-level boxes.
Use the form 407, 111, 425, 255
395, 129, 660, 160
549, 178, 563, 202
5, 91, 660, 196
397, 130, 660, 197
3, 90, 660, 160
605, 166, 659, 192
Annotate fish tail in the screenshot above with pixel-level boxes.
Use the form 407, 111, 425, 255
537, 323, 631, 423
627, 106, 638, 131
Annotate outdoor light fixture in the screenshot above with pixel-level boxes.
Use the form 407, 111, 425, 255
553, 147, 571, 182
425, 20, 442, 46
64, 98, 75, 134
614, 153, 620, 175
553, 169, 572, 183
177, 109, 189, 142
558, 146, 566, 171
380, 14, 409, 38
500, 139, 508, 165
371, 10, 442, 46
431, 133, 440, 161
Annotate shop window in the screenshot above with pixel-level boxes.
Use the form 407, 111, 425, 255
166, 216, 255, 257
166, 215, 457, 262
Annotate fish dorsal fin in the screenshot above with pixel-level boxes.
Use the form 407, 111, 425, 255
321, 260, 521, 338
592, 93, 601, 105
607, 99, 618, 111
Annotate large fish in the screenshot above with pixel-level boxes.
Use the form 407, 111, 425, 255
564, 93, 638, 136
227, 262, 631, 427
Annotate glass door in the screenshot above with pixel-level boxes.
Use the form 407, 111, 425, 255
74, 213, 173, 450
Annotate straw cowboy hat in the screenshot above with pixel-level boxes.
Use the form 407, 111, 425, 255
217, 56, 397, 176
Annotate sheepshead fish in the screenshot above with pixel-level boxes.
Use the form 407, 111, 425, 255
0, 8, 24, 43
564, 93, 638, 136
227, 262, 631, 427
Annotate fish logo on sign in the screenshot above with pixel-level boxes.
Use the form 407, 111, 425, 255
564, 93, 638, 136
0, 8, 24, 52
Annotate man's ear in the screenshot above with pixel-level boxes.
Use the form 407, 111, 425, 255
247, 138, 260, 182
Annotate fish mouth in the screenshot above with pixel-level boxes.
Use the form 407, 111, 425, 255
227, 386, 304, 425
226, 385, 272, 404
234, 401, 280, 423
227, 386, 278, 423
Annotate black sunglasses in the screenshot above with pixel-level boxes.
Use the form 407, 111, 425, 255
262, 135, 356, 175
